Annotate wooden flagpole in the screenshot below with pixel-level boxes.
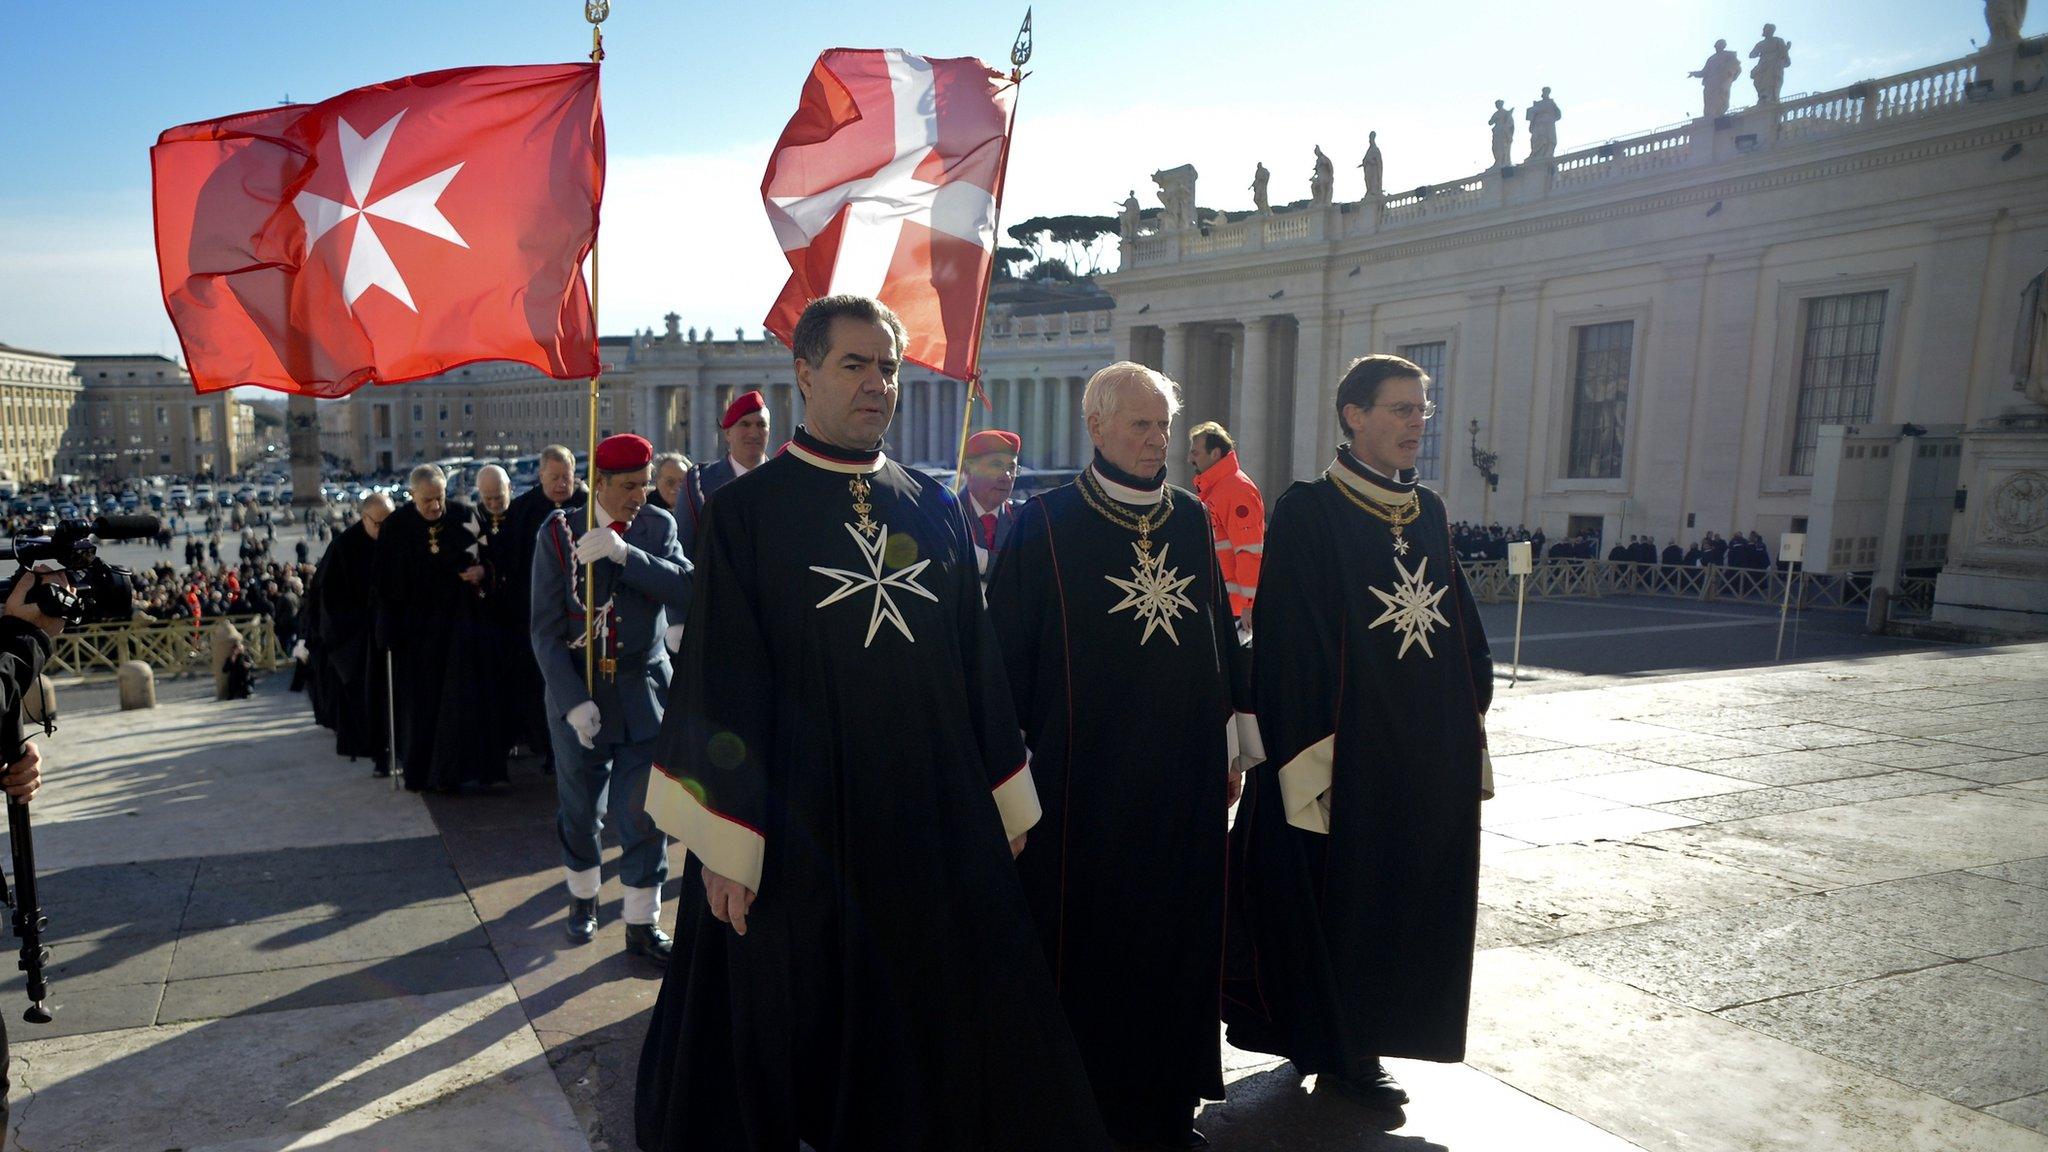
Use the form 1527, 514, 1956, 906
582, 1, 608, 692
953, 8, 1033, 484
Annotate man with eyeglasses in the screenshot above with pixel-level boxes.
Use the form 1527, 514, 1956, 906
1223, 353, 1493, 1115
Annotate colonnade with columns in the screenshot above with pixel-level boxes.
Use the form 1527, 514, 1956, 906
1121, 316, 1310, 489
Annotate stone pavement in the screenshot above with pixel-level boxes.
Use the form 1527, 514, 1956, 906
3, 641, 2044, 1151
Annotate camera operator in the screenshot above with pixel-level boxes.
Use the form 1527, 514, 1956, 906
0, 565, 64, 1128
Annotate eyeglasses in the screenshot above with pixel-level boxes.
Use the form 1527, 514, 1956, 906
1373, 400, 1437, 421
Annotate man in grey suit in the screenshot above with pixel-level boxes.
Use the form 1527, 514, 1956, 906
530, 433, 694, 963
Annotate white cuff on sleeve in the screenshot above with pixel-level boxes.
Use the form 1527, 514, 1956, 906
645, 767, 766, 893
991, 762, 1042, 840
1277, 734, 1335, 835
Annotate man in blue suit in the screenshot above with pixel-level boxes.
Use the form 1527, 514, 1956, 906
676, 389, 769, 557
531, 433, 694, 964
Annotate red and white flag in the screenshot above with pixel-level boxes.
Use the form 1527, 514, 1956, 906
152, 63, 604, 397
761, 49, 1016, 382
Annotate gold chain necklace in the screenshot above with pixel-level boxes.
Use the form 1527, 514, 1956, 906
1078, 467, 1173, 555
1325, 469, 1421, 557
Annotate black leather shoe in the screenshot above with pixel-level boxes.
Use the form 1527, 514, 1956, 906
1155, 1123, 1207, 1150
371, 761, 391, 778
624, 923, 672, 965
1333, 1061, 1409, 1108
566, 897, 597, 945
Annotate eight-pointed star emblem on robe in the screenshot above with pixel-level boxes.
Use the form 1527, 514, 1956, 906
293, 110, 468, 312
811, 523, 939, 647
1368, 554, 1450, 659
1104, 540, 1199, 645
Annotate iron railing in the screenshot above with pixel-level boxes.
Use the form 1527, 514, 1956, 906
45, 614, 284, 681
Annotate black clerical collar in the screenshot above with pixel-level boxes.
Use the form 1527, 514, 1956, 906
787, 425, 886, 475
1089, 452, 1166, 507
1331, 446, 1418, 502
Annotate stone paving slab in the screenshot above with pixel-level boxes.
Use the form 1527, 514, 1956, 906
1486, 805, 1700, 846
1932, 754, 2048, 786
1193, 1052, 1650, 1151
181, 855, 471, 930
1632, 789, 2048, 889
1650, 785, 1842, 822
165, 902, 490, 981
1721, 963, 2048, 1110
1992, 1095, 2048, 1137
1533, 898, 1950, 1011
1976, 947, 2048, 984
1480, 840, 1813, 941
1789, 871, 2048, 959
158, 946, 507, 1024
1468, 948, 2048, 1152
1686, 747, 1893, 786
1973, 857, 2048, 889
1561, 765, 1764, 805
10, 984, 591, 1152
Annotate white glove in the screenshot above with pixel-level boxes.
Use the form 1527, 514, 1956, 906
566, 700, 602, 749
573, 526, 629, 566
290, 638, 310, 663
664, 622, 686, 653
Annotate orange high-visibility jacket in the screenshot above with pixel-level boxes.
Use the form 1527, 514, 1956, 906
1193, 450, 1265, 619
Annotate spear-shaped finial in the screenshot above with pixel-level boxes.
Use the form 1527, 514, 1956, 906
1011, 8, 1033, 73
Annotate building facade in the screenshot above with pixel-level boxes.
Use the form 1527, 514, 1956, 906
59, 354, 241, 480
0, 343, 83, 487
1099, 35, 2048, 590
316, 281, 1116, 476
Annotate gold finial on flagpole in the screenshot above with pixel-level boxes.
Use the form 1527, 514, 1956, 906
582, 0, 609, 691
1011, 7, 1033, 78
954, 9, 1034, 484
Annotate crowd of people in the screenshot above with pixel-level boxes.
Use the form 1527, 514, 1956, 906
1446, 519, 1783, 569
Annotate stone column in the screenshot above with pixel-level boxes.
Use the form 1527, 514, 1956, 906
1051, 376, 1074, 468
1162, 324, 1190, 389
1493, 285, 1544, 528
1238, 317, 1271, 486
1643, 258, 1712, 546
286, 393, 324, 509
1290, 314, 1330, 481
692, 383, 715, 461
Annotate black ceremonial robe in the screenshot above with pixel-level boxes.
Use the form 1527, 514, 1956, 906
1223, 454, 1492, 1071
635, 428, 1110, 1152
313, 521, 387, 767
373, 500, 507, 791
985, 471, 1243, 1138
501, 482, 587, 759
473, 504, 527, 760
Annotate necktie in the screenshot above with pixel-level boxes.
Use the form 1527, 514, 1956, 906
609, 520, 627, 534
979, 513, 997, 549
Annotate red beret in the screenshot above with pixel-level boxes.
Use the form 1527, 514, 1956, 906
964, 429, 1022, 458
720, 390, 766, 429
593, 433, 653, 473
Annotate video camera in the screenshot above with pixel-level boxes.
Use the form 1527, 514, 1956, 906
0, 514, 161, 626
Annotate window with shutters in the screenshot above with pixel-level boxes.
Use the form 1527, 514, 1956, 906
1789, 291, 1887, 476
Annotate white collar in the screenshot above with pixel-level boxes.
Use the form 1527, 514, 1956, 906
594, 500, 629, 528
1089, 464, 1164, 507
784, 439, 887, 475
970, 494, 1005, 518
728, 455, 756, 476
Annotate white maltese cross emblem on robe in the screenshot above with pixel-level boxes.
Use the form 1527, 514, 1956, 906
1368, 555, 1450, 659
1104, 540, 1199, 646
811, 523, 938, 647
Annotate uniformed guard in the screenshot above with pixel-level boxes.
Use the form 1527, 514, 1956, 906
530, 433, 694, 962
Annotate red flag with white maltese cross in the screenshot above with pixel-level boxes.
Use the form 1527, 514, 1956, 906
761, 49, 1016, 382
152, 63, 604, 397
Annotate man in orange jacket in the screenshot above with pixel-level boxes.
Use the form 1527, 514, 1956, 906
1188, 421, 1264, 630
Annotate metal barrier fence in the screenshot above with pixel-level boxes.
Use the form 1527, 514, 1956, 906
1463, 558, 1878, 611
45, 614, 285, 681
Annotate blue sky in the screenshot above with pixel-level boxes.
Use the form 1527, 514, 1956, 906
0, 0, 2030, 359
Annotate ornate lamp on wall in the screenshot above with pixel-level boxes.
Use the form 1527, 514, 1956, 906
1468, 418, 1500, 491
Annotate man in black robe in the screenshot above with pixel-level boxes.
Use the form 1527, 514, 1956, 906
473, 465, 526, 762
374, 466, 506, 792
987, 362, 1253, 1149
315, 493, 392, 776
1224, 353, 1493, 1111
635, 294, 1109, 1152
645, 451, 691, 517
502, 446, 588, 776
